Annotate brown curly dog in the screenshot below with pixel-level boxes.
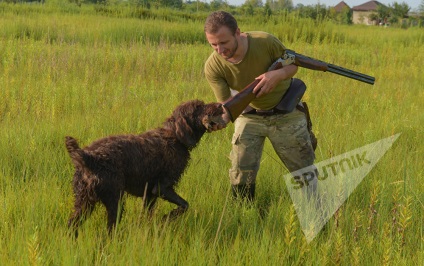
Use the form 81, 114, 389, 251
65, 100, 225, 237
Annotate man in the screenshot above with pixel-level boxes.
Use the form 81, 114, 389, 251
204, 11, 317, 202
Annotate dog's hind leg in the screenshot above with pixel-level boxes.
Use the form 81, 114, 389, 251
105, 195, 124, 234
68, 177, 96, 238
98, 183, 125, 235
68, 201, 95, 238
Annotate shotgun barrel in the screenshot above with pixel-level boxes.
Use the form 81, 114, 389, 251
326, 63, 375, 85
284, 50, 375, 85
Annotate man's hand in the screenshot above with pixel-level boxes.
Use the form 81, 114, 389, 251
207, 106, 231, 132
252, 64, 298, 98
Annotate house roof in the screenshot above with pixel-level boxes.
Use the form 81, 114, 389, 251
352, 1, 385, 11
333, 1, 351, 12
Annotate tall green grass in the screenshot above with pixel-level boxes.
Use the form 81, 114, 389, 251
1, 4, 423, 265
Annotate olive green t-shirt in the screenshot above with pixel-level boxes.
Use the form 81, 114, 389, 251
204, 31, 291, 110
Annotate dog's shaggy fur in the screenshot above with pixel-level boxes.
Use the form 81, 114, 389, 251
66, 100, 224, 236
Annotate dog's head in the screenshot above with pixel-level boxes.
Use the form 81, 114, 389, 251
200, 102, 226, 131
164, 100, 225, 149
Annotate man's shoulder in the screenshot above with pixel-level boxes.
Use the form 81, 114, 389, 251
247, 31, 273, 37
247, 31, 285, 51
247, 31, 276, 40
205, 52, 223, 69
204, 52, 227, 78
205, 52, 218, 64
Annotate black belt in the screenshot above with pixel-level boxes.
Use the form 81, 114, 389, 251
243, 104, 306, 117
243, 106, 289, 116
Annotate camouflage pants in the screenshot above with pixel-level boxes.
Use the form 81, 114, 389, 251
229, 108, 316, 186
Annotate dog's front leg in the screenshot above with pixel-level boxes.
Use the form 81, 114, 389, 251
155, 185, 189, 220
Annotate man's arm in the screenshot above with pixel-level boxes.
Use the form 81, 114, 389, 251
252, 64, 298, 98
204, 62, 232, 131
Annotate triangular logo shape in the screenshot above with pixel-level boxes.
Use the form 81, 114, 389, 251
283, 133, 401, 243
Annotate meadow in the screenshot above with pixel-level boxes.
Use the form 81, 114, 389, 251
0, 3, 423, 265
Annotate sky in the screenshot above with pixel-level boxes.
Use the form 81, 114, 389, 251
224, 0, 422, 10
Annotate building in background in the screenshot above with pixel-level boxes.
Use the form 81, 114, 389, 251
351, 0, 386, 25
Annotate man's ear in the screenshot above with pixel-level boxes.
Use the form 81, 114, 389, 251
235, 28, 241, 37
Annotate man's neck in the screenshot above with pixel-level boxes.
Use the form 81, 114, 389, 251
226, 33, 248, 64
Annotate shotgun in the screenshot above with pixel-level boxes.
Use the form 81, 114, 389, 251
222, 49, 375, 122
283, 49, 375, 85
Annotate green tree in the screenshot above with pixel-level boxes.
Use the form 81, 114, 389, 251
368, 12, 379, 23
390, 1, 410, 18
263, 2, 272, 16
244, 0, 263, 8
376, 5, 391, 24
184, 1, 210, 12
210, 0, 228, 10
151, 0, 182, 9
340, 6, 352, 24
243, 4, 255, 15
267, 0, 293, 11
294, 3, 328, 20
329, 5, 352, 24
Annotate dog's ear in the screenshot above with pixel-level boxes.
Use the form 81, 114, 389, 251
175, 116, 196, 148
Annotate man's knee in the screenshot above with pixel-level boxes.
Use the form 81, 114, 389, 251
229, 137, 262, 186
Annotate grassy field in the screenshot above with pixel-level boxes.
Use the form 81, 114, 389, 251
0, 4, 423, 265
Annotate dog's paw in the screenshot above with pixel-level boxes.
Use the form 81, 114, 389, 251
162, 207, 187, 222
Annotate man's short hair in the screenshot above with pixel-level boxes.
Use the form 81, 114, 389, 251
204, 11, 238, 35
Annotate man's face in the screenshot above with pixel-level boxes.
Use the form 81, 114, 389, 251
205, 26, 240, 60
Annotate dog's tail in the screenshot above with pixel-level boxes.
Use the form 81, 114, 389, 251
65, 136, 85, 169
65, 136, 99, 202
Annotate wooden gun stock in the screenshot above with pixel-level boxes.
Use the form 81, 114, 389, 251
223, 62, 283, 122
222, 79, 258, 122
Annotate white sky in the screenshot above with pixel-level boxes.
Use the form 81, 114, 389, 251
224, 0, 421, 10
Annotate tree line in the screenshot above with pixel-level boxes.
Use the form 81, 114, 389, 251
2, 0, 423, 27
